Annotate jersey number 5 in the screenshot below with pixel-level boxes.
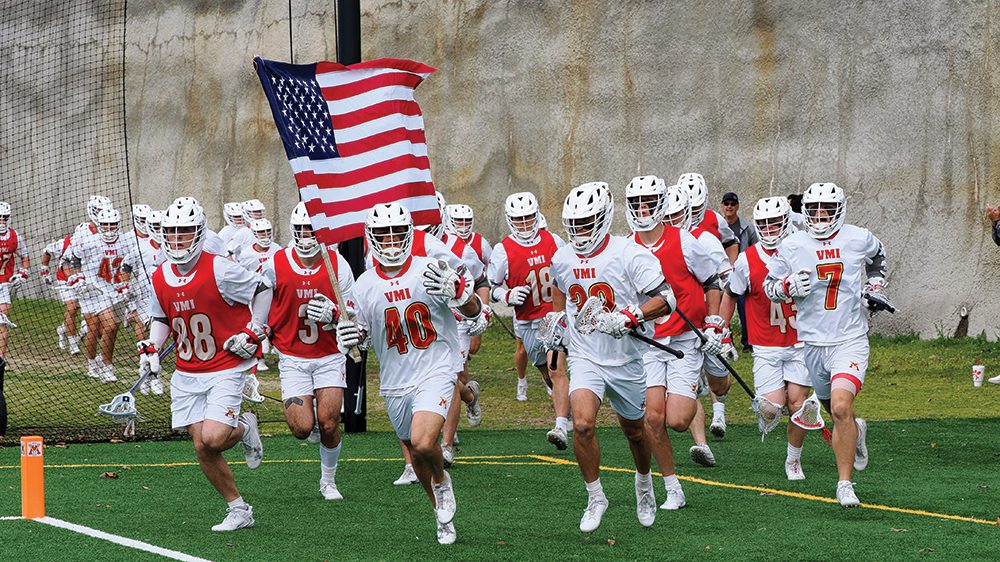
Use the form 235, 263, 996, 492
815, 262, 844, 310
384, 302, 437, 354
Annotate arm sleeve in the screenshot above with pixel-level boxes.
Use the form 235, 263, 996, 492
461, 244, 484, 280
16, 233, 28, 257
863, 230, 888, 278
425, 235, 463, 271
148, 291, 166, 319
486, 243, 508, 287
215, 256, 267, 306
717, 215, 737, 245
335, 252, 357, 316
680, 229, 719, 283
551, 233, 567, 248
726, 254, 750, 296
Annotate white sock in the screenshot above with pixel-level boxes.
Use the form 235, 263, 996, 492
556, 416, 570, 431
585, 478, 604, 499
227, 496, 248, 510
662, 474, 680, 490
69, 335, 79, 344
713, 402, 726, 416
635, 471, 652, 489
320, 442, 341, 479
787, 443, 802, 461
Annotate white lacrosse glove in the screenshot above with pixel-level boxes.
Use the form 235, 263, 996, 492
115, 282, 130, 300
422, 260, 474, 307
465, 302, 492, 336
539, 311, 569, 351
306, 293, 339, 328
700, 315, 725, 356
504, 286, 531, 306
781, 269, 812, 299
336, 319, 363, 350
8, 268, 29, 290
136, 339, 162, 376
66, 273, 99, 297
595, 304, 643, 339
863, 277, 888, 312
720, 328, 739, 361
39, 265, 53, 285
222, 322, 266, 359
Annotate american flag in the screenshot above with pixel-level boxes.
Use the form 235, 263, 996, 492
254, 56, 439, 244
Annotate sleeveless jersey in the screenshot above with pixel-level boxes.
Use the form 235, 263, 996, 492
730, 244, 798, 347
697, 209, 736, 245
0, 230, 23, 282
635, 227, 708, 338
499, 230, 559, 321
463, 232, 492, 266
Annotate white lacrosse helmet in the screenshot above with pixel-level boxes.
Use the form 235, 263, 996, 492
505, 192, 541, 242
0, 201, 10, 235
161, 200, 206, 264
96, 208, 122, 243
662, 184, 692, 230
366, 202, 414, 267
802, 182, 846, 239
243, 199, 266, 222
87, 195, 113, 225
223, 202, 245, 227
418, 191, 447, 238
132, 204, 151, 235
249, 218, 273, 249
752, 196, 791, 249
289, 202, 320, 258
147, 210, 164, 245
172, 196, 201, 210
625, 175, 667, 232
677, 173, 708, 227
562, 182, 614, 255
446, 204, 474, 238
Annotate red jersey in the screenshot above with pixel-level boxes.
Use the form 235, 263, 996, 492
268, 247, 343, 358
636, 228, 706, 337
440, 232, 468, 259
466, 232, 487, 263
500, 230, 559, 321
152, 254, 251, 373
0, 230, 21, 282
740, 244, 798, 347
697, 210, 723, 241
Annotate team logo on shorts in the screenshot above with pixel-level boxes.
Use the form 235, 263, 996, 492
225, 408, 237, 419
849, 361, 860, 371
690, 384, 698, 394
439, 396, 447, 407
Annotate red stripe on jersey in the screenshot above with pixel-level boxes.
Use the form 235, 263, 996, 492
468, 232, 485, 263
745, 244, 798, 347
636, 228, 706, 337
501, 230, 559, 321
269, 248, 342, 358
0, 230, 20, 282
441, 233, 467, 259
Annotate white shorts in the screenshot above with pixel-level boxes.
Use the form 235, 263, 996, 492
54, 283, 77, 304
643, 335, 704, 399
704, 351, 728, 378
278, 351, 347, 400
0, 283, 9, 305
383, 372, 456, 441
516, 325, 548, 368
804, 335, 870, 400
78, 290, 122, 316
170, 369, 247, 429
752, 344, 810, 395
568, 356, 646, 421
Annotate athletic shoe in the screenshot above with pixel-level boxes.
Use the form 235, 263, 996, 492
99, 363, 118, 383
690, 444, 716, 467
854, 418, 869, 471
394, 464, 418, 486
546, 426, 568, 451
57, 325, 67, 350
710, 412, 727, 438
68, 336, 81, 355
148, 375, 164, 395
211, 505, 255, 532
989, 373, 1000, 384
635, 477, 656, 528
836, 481, 860, 508
453, 432, 460, 445
579, 495, 608, 532
516, 378, 528, 402
256, 358, 268, 372
87, 360, 101, 379
785, 458, 805, 481
320, 478, 343, 500
659, 485, 686, 510
465, 380, 483, 426
306, 423, 321, 444
442, 444, 454, 468
433, 472, 456, 524
436, 520, 457, 545
239, 412, 264, 469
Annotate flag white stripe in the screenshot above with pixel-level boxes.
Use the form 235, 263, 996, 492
299, 168, 434, 203
334, 113, 426, 144
327, 85, 417, 116
317, 67, 432, 88
307, 196, 441, 230
289, 141, 428, 175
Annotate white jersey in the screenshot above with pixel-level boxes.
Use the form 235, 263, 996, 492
203, 228, 228, 257
766, 224, 883, 345
364, 230, 462, 273
353, 255, 460, 394
237, 244, 280, 274
692, 228, 732, 277
70, 234, 139, 296
487, 230, 566, 329
551, 235, 665, 366
119, 230, 159, 298
441, 233, 484, 280
220, 227, 255, 260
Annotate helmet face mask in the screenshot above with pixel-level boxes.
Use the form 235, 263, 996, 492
562, 182, 614, 255
445, 204, 474, 238
752, 196, 791, 249
801, 183, 846, 239
661, 184, 692, 231
625, 176, 666, 232
677, 173, 707, 227
88, 195, 112, 226
96, 208, 122, 243
242, 199, 266, 223
505, 192, 540, 241
365, 203, 413, 267
290, 202, 319, 258
147, 211, 164, 245
0, 202, 10, 235
161, 202, 206, 264
249, 218, 273, 249
224, 202, 245, 228
132, 204, 151, 235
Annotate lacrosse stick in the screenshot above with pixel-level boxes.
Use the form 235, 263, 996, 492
494, 314, 516, 339
97, 342, 176, 436
864, 292, 896, 317
0, 311, 17, 328
576, 296, 685, 359
750, 395, 783, 441
540, 310, 568, 370
671, 306, 754, 398
243, 363, 282, 404
790, 392, 826, 431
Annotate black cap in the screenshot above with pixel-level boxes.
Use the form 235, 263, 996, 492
721, 192, 739, 204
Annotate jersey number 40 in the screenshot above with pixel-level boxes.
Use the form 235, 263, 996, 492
384, 302, 437, 354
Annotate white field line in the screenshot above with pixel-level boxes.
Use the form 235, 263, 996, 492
0, 515, 24, 520
33, 517, 211, 562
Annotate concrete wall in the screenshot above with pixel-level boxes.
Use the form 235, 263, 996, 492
7, 1, 1000, 338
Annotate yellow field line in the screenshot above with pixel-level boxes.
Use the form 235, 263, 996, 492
529, 455, 997, 526
0, 454, 537, 470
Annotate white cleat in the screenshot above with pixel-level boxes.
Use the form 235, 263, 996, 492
546, 426, 568, 451
837, 481, 860, 508
211, 505, 255, 532
99, 364, 118, 383
442, 444, 454, 468
393, 464, 418, 486
436, 519, 457, 545
710, 412, 727, 438
516, 378, 528, 402
433, 472, 457, 525
690, 444, 716, 467
320, 479, 343, 501
659, 485, 686, 510
239, 412, 264, 469
68, 337, 81, 355
306, 423, 321, 444
57, 325, 67, 350
785, 458, 806, 481
465, 380, 483, 426
256, 358, 269, 372
989, 373, 1000, 384
148, 375, 164, 395
87, 361, 101, 379
579, 495, 608, 533
635, 478, 656, 528
854, 418, 869, 471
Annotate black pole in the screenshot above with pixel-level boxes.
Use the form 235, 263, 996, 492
336, 0, 367, 433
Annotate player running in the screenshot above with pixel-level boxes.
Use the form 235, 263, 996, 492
446, 203, 492, 269
545, 182, 675, 532
42, 233, 81, 355
763, 182, 887, 507
721, 196, 813, 479
337, 202, 487, 545
0, 202, 30, 362
487, 192, 571, 449
139, 198, 269, 531
237, 219, 279, 274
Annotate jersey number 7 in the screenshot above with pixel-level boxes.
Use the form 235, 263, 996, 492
384, 302, 437, 354
815, 262, 844, 310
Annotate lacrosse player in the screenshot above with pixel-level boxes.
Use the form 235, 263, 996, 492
446, 203, 492, 268
121, 205, 167, 394
338, 202, 489, 545
488, 192, 571, 449
545, 182, 675, 532
763, 182, 888, 507
218, 202, 252, 248
140, 198, 269, 531
237, 219, 279, 274
721, 197, 813, 480
626, 178, 724, 507
0, 202, 30, 361
42, 233, 81, 354
261, 203, 354, 500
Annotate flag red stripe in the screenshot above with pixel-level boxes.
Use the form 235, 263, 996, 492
329, 100, 423, 129
334, 126, 428, 158
321, 72, 424, 102
295, 153, 429, 189
303, 182, 436, 215
316, 58, 437, 75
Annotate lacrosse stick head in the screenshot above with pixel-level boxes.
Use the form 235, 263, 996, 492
575, 295, 608, 335
99, 391, 139, 424
790, 394, 825, 430
243, 373, 265, 404
539, 311, 568, 351
750, 396, 783, 441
